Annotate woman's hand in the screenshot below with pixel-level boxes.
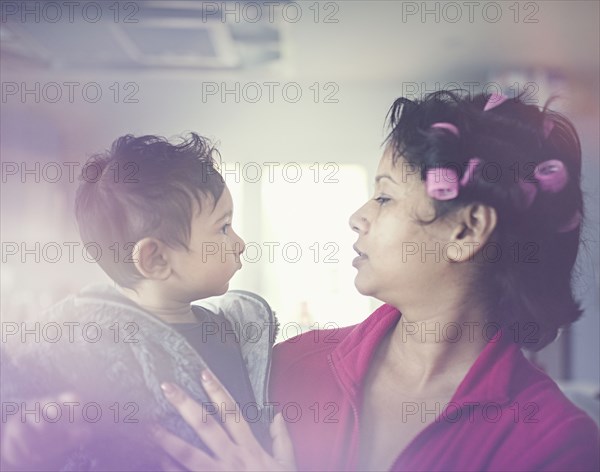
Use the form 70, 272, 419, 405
154, 370, 296, 471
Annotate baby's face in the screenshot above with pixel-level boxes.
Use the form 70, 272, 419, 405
349, 148, 455, 309
167, 185, 245, 302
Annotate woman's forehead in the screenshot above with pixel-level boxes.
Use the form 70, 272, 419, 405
376, 151, 418, 185
376, 147, 395, 173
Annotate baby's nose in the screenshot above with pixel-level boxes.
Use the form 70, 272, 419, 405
237, 238, 246, 255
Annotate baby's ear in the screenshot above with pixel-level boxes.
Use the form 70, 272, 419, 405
132, 238, 171, 280
447, 203, 497, 262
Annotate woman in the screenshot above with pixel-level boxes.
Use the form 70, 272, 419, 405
156, 91, 599, 471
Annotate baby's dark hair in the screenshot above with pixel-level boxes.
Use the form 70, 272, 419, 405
75, 133, 225, 289
385, 90, 584, 351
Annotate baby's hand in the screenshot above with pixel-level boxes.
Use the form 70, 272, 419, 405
1, 393, 92, 471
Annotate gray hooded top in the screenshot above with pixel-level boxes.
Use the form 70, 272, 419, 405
1, 284, 278, 471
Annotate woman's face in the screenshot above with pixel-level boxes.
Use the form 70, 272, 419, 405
349, 148, 457, 309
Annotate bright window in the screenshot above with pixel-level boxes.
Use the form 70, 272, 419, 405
259, 163, 373, 340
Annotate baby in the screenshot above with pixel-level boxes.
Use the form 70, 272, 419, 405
1, 133, 277, 471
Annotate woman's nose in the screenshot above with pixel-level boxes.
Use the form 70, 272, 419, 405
349, 208, 368, 234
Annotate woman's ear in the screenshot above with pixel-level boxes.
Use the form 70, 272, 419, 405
446, 203, 497, 262
131, 238, 172, 280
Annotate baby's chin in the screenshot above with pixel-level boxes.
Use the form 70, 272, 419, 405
202, 284, 229, 299
216, 282, 230, 295
179, 281, 229, 302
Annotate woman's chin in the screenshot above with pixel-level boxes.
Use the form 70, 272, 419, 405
353, 277, 374, 297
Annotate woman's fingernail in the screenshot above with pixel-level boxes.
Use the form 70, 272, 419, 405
201, 370, 214, 385
276, 412, 285, 426
161, 383, 178, 399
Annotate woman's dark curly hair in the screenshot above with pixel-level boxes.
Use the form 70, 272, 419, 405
75, 133, 225, 289
385, 90, 584, 351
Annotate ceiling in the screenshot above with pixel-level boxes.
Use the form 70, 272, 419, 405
1, 0, 598, 83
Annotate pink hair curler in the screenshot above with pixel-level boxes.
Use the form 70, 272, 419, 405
534, 159, 568, 193
426, 158, 481, 201
430, 122, 460, 137
483, 93, 509, 111
426, 167, 460, 200
460, 158, 481, 186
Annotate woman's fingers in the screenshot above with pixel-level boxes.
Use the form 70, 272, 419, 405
157, 374, 294, 471
153, 425, 217, 471
270, 413, 296, 471
199, 370, 258, 448
160, 382, 232, 456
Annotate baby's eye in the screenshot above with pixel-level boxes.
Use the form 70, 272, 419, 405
221, 223, 231, 234
374, 196, 390, 205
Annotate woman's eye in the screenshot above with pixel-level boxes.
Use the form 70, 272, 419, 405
374, 196, 390, 205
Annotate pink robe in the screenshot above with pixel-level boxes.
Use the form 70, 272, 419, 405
270, 303, 599, 471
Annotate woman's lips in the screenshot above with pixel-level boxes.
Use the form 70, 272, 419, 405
352, 244, 367, 267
